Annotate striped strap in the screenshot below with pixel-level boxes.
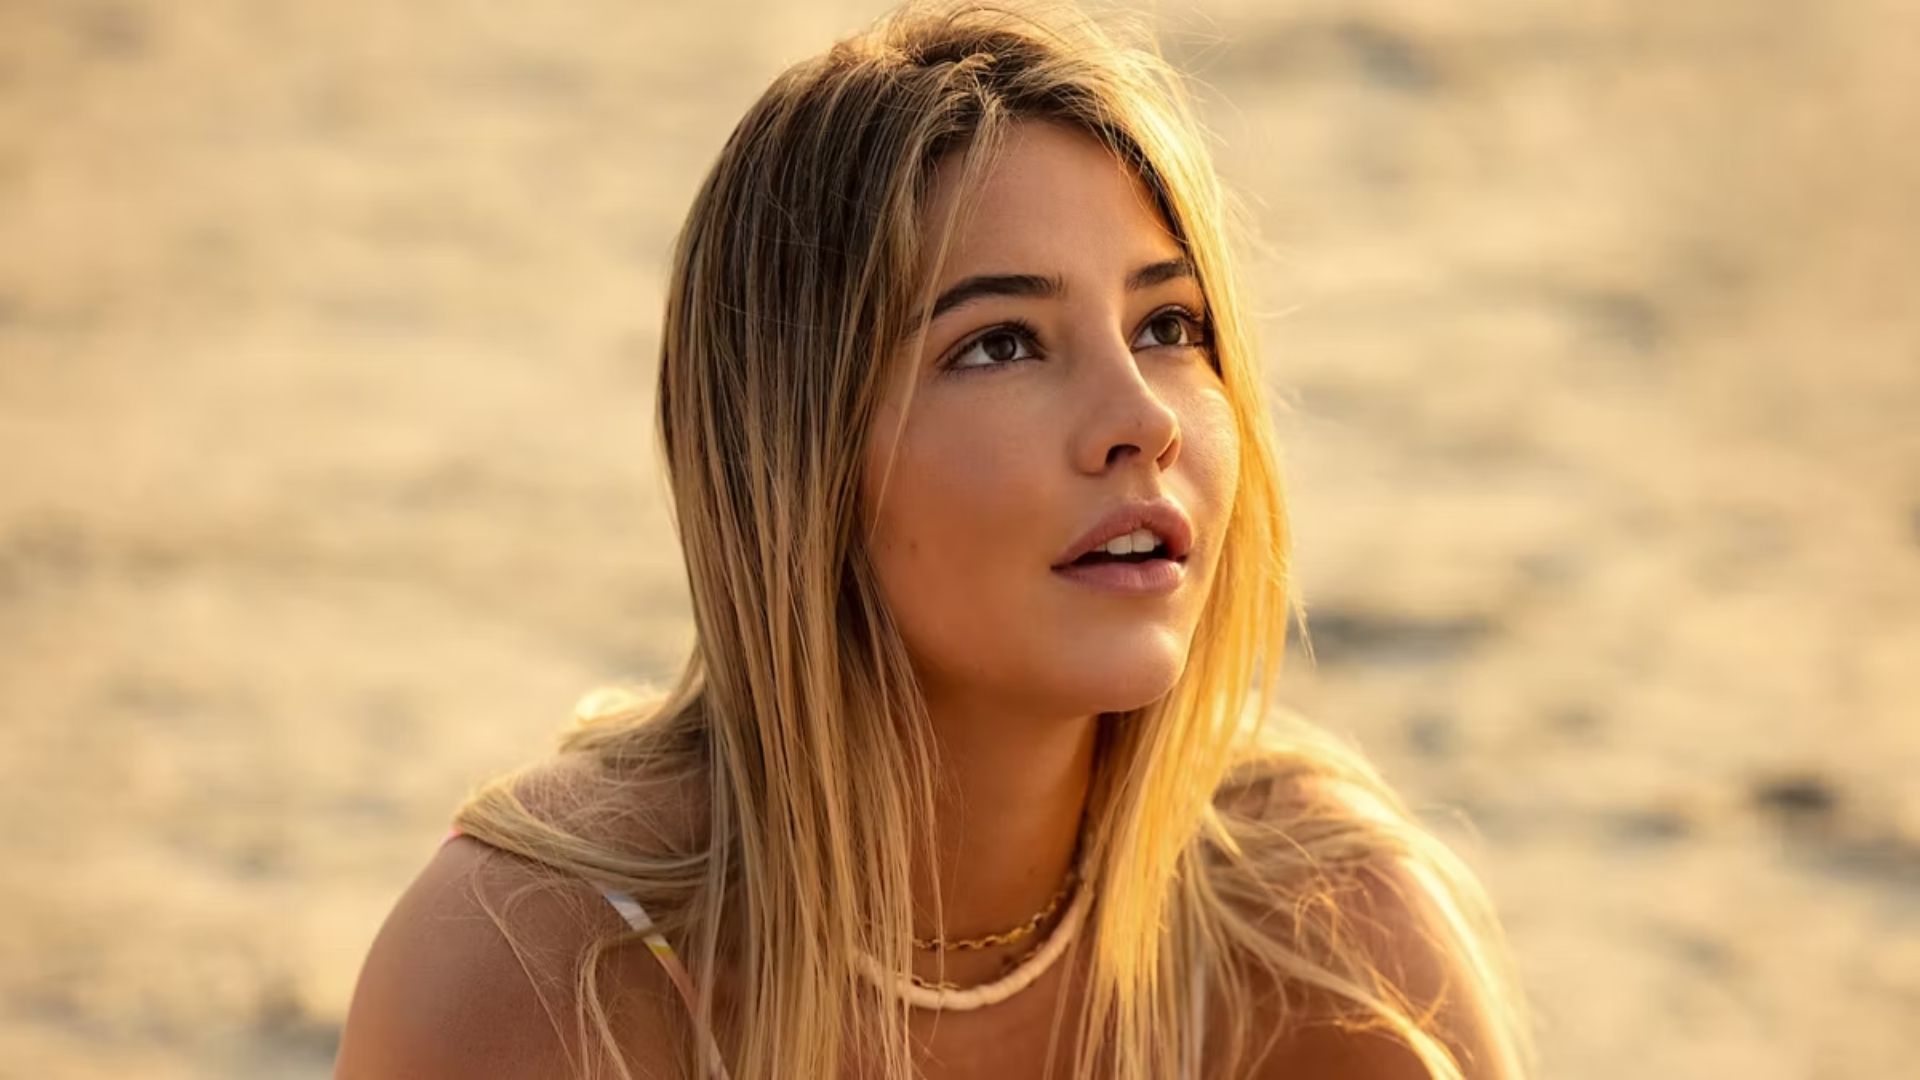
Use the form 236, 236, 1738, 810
595, 886, 732, 1078
440, 826, 732, 1079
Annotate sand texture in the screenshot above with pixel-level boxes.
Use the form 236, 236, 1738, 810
1, 1, 1915, 1076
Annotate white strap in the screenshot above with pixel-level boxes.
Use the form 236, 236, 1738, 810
598, 886, 657, 933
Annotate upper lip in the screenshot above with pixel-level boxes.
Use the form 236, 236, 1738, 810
1052, 497, 1195, 568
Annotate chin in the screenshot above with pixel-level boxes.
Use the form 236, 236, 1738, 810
1056, 637, 1190, 713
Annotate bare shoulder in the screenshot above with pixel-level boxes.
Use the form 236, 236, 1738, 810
1212, 765, 1528, 1079
1245, 854, 1525, 1079
334, 828, 693, 1078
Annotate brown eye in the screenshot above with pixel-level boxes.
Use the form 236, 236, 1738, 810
1132, 307, 1208, 351
946, 321, 1042, 373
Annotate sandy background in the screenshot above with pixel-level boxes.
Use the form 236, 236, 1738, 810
1, 0, 1915, 1076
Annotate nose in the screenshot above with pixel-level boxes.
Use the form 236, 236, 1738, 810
1070, 337, 1182, 476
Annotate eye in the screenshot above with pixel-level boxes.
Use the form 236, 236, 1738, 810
1131, 306, 1211, 351
945, 320, 1042, 373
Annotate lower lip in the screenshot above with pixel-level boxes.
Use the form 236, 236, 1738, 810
1051, 557, 1187, 595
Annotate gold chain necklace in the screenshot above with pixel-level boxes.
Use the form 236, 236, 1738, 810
856, 870, 1094, 1008
904, 880, 1076, 992
911, 820, 1089, 954
911, 865, 1079, 953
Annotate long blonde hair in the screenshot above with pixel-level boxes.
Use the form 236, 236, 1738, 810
451, 2, 1537, 1077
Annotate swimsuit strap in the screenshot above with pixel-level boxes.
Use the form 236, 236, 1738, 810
439, 827, 733, 1079
594, 884, 733, 1079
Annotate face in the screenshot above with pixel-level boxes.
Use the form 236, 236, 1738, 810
861, 118, 1240, 720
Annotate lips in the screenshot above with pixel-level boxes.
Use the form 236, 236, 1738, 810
1052, 498, 1195, 568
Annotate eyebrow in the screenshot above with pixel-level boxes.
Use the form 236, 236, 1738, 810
914, 256, 1197, 327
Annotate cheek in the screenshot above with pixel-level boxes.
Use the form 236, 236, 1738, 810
1188, 389, 1240, 511
1173, 384, 1242, 583
1162, 373, 1238, 496
861, 403, 1044, 678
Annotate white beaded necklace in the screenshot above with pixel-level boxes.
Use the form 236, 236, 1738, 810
855, 868, 1094, 1011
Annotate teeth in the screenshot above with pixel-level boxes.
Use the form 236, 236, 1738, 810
1099, 527, 1161, 556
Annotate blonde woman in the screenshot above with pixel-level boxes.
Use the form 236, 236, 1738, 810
335, 2, 1536, 1077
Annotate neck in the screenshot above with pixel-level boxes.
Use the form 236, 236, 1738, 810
909, 687, 1100, 982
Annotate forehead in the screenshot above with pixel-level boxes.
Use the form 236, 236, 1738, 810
922, 119, 1182, 275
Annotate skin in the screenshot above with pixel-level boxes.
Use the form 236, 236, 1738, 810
853, 120, 1518, 1078
335, 116, 1519, 1080
844, 119, 1517, 1078
860, 119, 1239, 1010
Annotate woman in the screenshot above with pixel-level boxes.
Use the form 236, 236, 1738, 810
335, 2, 1536, 1077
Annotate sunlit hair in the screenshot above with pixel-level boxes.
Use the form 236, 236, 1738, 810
450, 1, 1537, 1077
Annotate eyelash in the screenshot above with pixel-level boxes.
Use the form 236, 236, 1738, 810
941, 305, 1215, 375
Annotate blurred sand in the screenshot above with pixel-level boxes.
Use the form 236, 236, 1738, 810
0, 1, 1915, 1076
